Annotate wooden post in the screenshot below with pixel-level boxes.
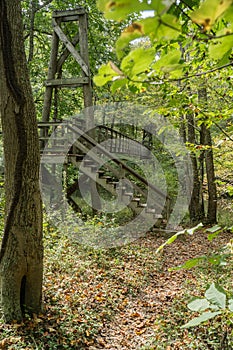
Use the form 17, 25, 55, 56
78, 12, 93, 126
79, 11, 101, 212
42, 27, 59, 123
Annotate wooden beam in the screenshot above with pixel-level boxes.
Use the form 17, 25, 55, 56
52, 18, 89, 76
38, 121, 62, 127
53, 9, 86, 18
60, 15, 80, 22
56, 33, 80, 72
44, 77, 89, 87
78, 11, 94, 128
41, 27, 60, 123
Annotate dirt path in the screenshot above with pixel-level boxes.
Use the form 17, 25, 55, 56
89, 231, 232, 349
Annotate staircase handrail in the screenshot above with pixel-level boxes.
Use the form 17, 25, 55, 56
96, 125, 149, 158
67, 123, 169, 201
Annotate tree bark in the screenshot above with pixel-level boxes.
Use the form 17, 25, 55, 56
186, 113, 203, 223
0, 0, 43, 322
199, 123, 206, 218
198, 87, 217, 224
204, 125, 217, 224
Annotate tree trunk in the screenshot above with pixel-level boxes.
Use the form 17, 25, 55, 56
186, 113, 202, 223
199, 123, 206, 219
198, 87, 217, 224
204, 125, 217, 224
0, 0, 43, 322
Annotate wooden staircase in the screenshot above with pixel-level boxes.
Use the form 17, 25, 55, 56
38, 8, 170, 230
39, 120, 171, 227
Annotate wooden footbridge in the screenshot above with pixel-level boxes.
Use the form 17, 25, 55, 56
39, 8, 171, 226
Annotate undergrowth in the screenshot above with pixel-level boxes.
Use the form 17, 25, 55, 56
0, 209, 232, 349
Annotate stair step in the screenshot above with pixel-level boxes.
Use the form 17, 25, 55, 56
138, 203, 147, 208
97, 170, 105, 177
67, 154, 81, 159
145, 208, 163, 219
76, 154, 85, 161
146, 208, 157, 214
101, 176, 112, 182
40, 136, 68, 141
153, 214, 163, 219
83, 160, 96, 167
132, 197, 141, 202
124, 192, 133, 197
42, 147, 66, 153
41, 150, 77, 157
40, 155, 66, 164
108, 181, 119, 188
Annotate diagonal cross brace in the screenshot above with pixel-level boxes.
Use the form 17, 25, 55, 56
52, 18, 89, 76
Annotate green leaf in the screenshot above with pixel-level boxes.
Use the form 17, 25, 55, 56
206, 225, 222, 233
94, 62, 123, 86
141, 17, 159, 40
171, 256, 206, 270
156, 223, 203, 254
111, 78, 128, 92
157, 13, 181, 40
187, 298, 210, 312
150, 0, 173, 13
186, 223, 204, 235
181, 311, 221, 329
205, 283, 226, 309
97, 0, 150, 21
206, 225, 222, 241
209, 32, 233, 60
228, 299, 233, 312
155, 230, 185, 253
116, 23, 144, 59
207, 231, 222, 241
226, 185, 233, 196
223, 2, 233, 21
153, 50, 181, 69
191, 0, 233, 31
214, 48, 233, 66
98, 0, 174, 20
207, 254, 227, 265
142, 13, 181, 41
166, 233, 181, 244
151, 49, 185, 77
121, 47, 155, 77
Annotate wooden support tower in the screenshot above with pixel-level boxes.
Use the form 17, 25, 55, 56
42, 8, 93, 127
41, 8, 100, 212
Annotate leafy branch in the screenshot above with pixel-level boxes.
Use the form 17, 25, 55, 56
169, 62, 233, 82
121, 61, 233, 85
181, 283, 233, 331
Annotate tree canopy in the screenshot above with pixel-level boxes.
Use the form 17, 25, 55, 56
94, 0, 233, 90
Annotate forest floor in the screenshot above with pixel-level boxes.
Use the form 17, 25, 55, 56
0, 225, 232, 350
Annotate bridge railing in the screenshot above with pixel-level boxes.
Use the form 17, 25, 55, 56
38, 121, 151, 159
